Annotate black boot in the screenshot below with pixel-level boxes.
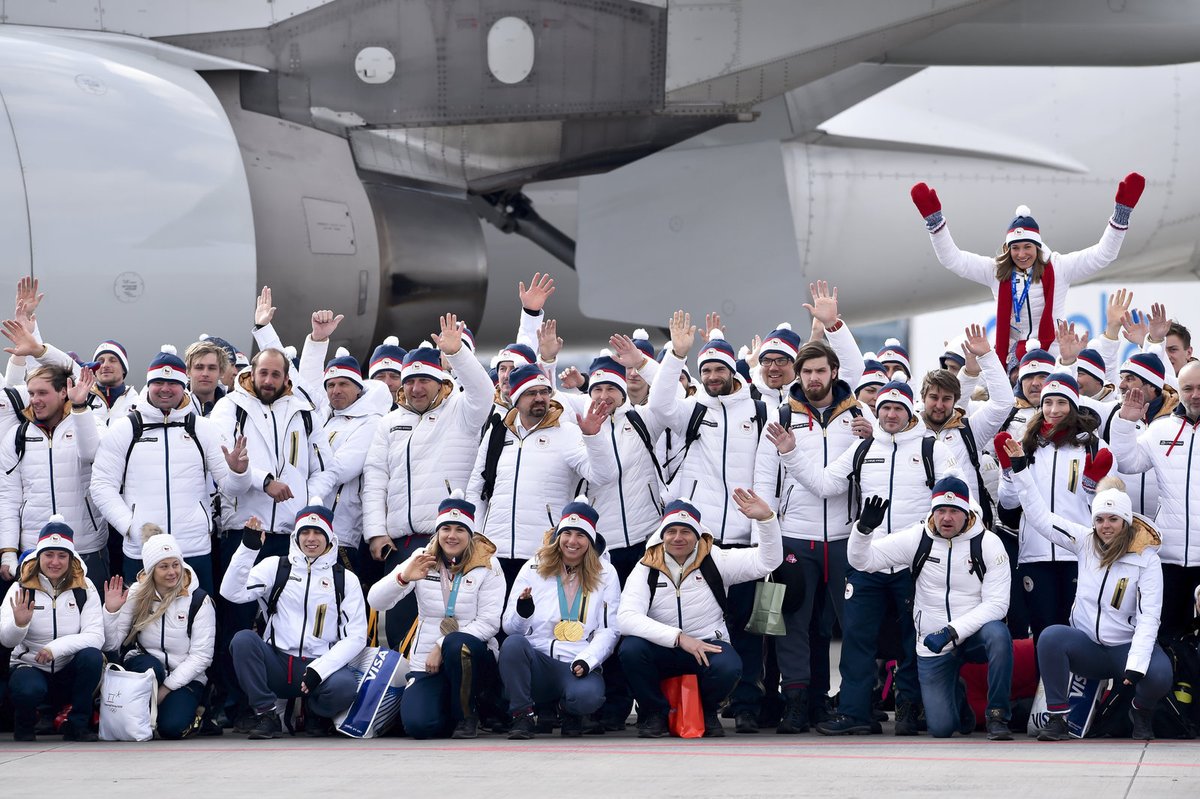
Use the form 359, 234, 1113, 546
777, 687, 810, 734
1130, 704, 1155, 741
894, 699, 919, 736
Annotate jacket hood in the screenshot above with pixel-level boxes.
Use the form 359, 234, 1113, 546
924, 506, 986, 542
19, 555, 89, 592
787, 379, 858, 421
641, 528, 715, 580
503, 400, 565, 434
289, 527, 341, 569
424, 533, 498, 574
1151, 385, 1181, 421
340, 379, 394, 418
1127, 515, 1162, 555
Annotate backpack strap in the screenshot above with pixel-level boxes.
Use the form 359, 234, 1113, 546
301, 409, 313, 437
849, 437, 874, 516
968, 534, 987, 583
265, 557, 292, 619
1001, 405, 1020, 435
646, 557, 728, 618
955, 417, 994, 528
183, 412, 207, 472
332, 563, 346, 636
480, 413, 510, 502
186, 589, 209, 637
624, 409, 664, 483
234, 406, 248, 439
774, 405, 793, 498
665, 404, 708, 484
910, 533, 935, 582
6, 418, 30, 476
119, 410, 146, 493
753, 400, 767, 436
921, 436, 937, 489
72, 586, 88, 610
4, 387, 24, 422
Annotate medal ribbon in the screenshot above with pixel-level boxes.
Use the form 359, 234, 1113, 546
444, 571, 464, 619
556, 575, 584, 622
1011, 274, 1031, 323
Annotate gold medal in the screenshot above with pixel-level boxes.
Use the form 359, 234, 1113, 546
553, 620, 585, 642
440, 617, 459, 635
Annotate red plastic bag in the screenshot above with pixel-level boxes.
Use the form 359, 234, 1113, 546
661, 675, 705, 738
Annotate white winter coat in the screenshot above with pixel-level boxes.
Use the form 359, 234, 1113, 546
0, 559, 104, 672
362, 348, 494, 540
313, 381, 392, 548
648, 350, 768, 546
220, 531, 367, 680
103, 565, 215, 690
367, 537, 504, 672
1109, 408, 1200, 567
792, 415, 960, 540
0, 407, 105, 569
848, 511, 1010, 658
466, 404, 617, 560
617, 515, 782, 646
209, 372, 334, 535
1012, 468, 1163, 675
502, 556, 622, 670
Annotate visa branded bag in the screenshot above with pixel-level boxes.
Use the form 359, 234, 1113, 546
661, 674, 705, 738
336, 648, 407, 738
99, 663, 158, 741
1027, 673, 1105, 738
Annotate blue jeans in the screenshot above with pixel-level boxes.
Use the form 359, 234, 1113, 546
400, 632, 492, 738
916, 620, 1013, 738
9, 648, 103, 735
498, 634, 606, 716
124, 653, 204, 739
1038, 624, 1173, 711
619, 636, 741, 715
838, 568, 920, 723
228, 630, 358, 719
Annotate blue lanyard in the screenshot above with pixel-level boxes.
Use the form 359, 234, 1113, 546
444, 571, 464, 619
556, 575, 584, 622
1011, 274, 1032, 323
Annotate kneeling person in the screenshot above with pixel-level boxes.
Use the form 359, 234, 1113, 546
222, 504, 367, 739
368, 491, 504, 739
500, 497, 622, 739
849, 478, 1013, 740
617, 489, 782, 738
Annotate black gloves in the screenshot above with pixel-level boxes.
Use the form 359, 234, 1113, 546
572, 659, 590, 678
1124, 669, 1144, 686
857, 496, 890, 534
302, 667, 323, 693
1009, 455, 1028, 474
242, 527, 264, 550
516, 595, 535, 618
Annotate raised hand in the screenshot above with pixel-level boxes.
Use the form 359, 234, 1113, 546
1, 318, 40, 357
222, 435, 249, 474
1115, 172, 1146, 209
559, 367, 585, 390
1122, 309, 1149, 347
962, 323, 992, 357
431, 313, 465, 355
1147, 302, 1170, 342
537, 319, 563, 362
608, 334, 645, 368
765, 421, 796, 455
1120, 386, 1147, 422
402, 552, 437, 584
856, 496, 890, 533
310, 309, 344, 342
9, 588, 35, 627
15, 276, 43, 319
577, 398, 613, 435
104, 576, 128, 613
732, 487, 772, 521
1055, 319, 1087, 364
745, 334, 762, 369
1106, 288, 1133, 338
254, 286, 276, 327
669, 311, 696, 357
701, 312, 722, 341
910, 182, 942, 218
67, 368, 96, 406
518, 272, 556, 313
803, 281, 839, 328
1002, 436, 1026, 462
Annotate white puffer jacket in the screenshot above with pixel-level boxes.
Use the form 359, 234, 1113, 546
466, 404, 616, 560
220, 530, 367, 680
1095, 402, 1159, 520
0, 560, 104, 672
591, 407, 665, 550
1012, 467, 1162, 674
313, 381, 392, 549
367, 537, 504, 672
848, 510, 1010, 658
85, 384, 139, 426
0, 407, 105, 570
649, 350, 769, 546
617, 514, 782, 646
209, 372, 334, 535
791, 415, 961, 540
1109, 409, 1200, 567
90, 396, 252, 558
997, 434, 1114, 564
362, 348, 494, 541
502, 556, 622, 669
754, 381, 863, 543
103, 565, 215, 690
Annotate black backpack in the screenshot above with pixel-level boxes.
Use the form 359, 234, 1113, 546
624, 409, 665, 483
119, 409, 206, 492
954, 416, 994, 529
262, 557, 346, 640
910, 531, 987, 583
646, 555, 727, 618
479, 413, 510, 502
233, 405, 318, 468
849, 435, 936, 520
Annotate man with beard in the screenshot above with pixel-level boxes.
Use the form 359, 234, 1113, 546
467, 364, 616, 589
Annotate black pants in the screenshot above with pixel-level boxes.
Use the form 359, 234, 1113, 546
1160, 564, 1200, 640
382, 534, 432, 649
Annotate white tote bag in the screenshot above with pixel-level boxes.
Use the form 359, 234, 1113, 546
98, 663, 159, 741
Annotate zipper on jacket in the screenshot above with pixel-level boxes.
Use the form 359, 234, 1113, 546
45, 431, 58, 514
1049, 449, 1059, 562
50, 592, 58, 674
404, 431, 416, 534
510, 442, 524, 557
610, 422, 631, 548
821, 430, 829, 546
1187, 431, 1195, 567
163, 420, 173, 532
886, 441, 897, 534
297, 561, 313, 656
718, 404, 729, 543
944, 538, 953, 623
161, 613, 170, 672
268, 409, 280, 532
676, 584, 684, 629
1095, 567, 1111, 640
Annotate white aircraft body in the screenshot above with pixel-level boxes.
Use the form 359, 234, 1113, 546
3, 1, 1200, 365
